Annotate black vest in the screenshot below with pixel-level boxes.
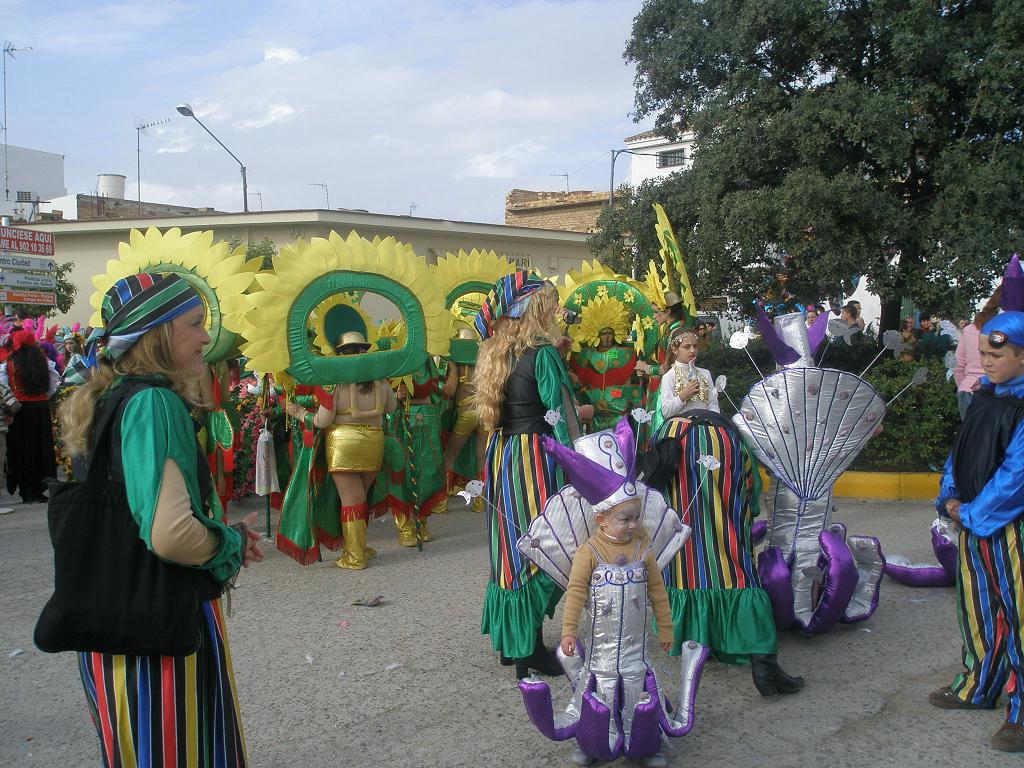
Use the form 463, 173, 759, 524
498, 347, 553, 435
952, 388, 1024, 502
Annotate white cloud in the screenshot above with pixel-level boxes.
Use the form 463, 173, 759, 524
463, 139, 548, 178
236, 104, 297, 131
264, 47, 305, 63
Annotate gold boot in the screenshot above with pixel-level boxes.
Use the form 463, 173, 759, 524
418, 517, 434, 543
335, 504, 369, 569
394, 513, 418, 547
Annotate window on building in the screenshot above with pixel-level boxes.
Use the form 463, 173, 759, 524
16, 191, 32, 202
656, 150, 686, 169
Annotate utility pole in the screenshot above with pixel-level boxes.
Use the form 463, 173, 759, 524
2, 42, 32, 202
136, 117, 170, 214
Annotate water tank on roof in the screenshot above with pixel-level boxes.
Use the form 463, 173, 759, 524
97, 174, 126, 199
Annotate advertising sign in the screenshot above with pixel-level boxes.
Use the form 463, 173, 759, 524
0, 226, 55, 256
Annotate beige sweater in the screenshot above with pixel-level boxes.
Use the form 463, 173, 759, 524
561, 529, 673, 645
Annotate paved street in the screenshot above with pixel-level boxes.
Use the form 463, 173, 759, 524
0, 494, 1014, 767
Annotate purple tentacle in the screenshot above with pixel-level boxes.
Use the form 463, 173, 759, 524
751, 519, 768, 546
622, 671, 663, 758
658, 642, 708, 737
800, 527, 858, 635
758, 546, 796, 629
576, 674, 621, 761
518, 678, 579, 742
883, 522, 958, 588
841, 535, 885, 623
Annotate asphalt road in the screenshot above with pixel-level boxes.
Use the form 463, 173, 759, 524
0, 494, 1015, 767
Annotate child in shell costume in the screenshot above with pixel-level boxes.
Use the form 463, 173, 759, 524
516, 417, 708, 765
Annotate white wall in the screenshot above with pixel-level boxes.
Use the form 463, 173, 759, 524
0, 144, 66, 219
626, 133, 696, 188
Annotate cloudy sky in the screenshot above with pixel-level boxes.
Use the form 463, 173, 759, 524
1, 0, 652, 223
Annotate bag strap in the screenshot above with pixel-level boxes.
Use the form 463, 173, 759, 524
81, 379, 171, 485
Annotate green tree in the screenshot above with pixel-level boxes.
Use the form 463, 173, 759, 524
14, 261, 79, 318
601, 0, 1024, 327
227, 236, 277, 270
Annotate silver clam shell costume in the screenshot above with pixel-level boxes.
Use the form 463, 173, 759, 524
515, 427, 708, 761
731, 312, 889, 634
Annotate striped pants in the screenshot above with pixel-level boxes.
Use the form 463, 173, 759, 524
949, 521, 1024, 722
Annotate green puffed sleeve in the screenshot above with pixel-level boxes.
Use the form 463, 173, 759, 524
120, 387, 242, 582
534, 344, 581, 447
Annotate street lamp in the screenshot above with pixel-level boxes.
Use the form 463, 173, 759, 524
176, 103, 249, 212
608, 148, 663, 207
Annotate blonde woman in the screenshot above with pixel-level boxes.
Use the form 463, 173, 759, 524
60, 273, 262, 767
286, 331, 397, 569
473, 272, 581, 679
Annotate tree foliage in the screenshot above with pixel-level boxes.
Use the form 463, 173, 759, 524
596, 0, 1024, 326
228, 236, 278, 270
15, 261, 79, 318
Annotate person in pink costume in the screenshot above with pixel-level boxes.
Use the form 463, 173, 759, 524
956, 288, 1002, 419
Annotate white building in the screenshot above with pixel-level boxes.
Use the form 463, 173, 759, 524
0, 144, 66, 220
624, 128, 696, 188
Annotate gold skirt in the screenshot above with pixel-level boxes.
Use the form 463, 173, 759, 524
325, 423, 384, 473
452, 407, 483, 438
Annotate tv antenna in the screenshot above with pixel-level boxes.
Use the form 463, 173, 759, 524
136, 117, 171, 213
549, 171, 569, 193
3, 42, 32, 202
307, 182, 329, 209
408, 201, 418, 216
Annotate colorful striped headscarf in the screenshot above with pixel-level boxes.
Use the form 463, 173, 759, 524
473, 271, 547, 340
63, 273, 203, 385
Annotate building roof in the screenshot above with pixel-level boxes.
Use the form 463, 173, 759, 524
623, 128, 665, 143
24, 207, 591, 244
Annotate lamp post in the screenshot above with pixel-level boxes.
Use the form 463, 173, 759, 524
176, 103, 248, 212
608, 147, 664, 208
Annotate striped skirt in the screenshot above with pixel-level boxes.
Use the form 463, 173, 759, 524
77, 600, 247, 768
480, 431, 564, 658
659, 417, 759, 591
657, 417, 776, 660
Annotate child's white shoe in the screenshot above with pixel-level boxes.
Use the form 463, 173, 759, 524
644, 753, 667, 768
570, 748, 596, 765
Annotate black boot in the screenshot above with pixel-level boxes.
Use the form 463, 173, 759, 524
772, 657, 805, 694
523, 628, 563, 677
751, 654, 804, 696
750, 654, 778, 696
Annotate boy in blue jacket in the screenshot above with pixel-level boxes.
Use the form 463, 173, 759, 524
932, 304, 1024, 753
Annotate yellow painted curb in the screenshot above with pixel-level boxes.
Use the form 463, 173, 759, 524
757, 468, 940, 501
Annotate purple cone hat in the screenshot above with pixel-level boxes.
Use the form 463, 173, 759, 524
755, 305, 800, 366
1000, 253, 1024, 313
540, 417, 639, 514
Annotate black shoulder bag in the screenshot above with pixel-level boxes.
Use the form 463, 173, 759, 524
35, 380, 226, 656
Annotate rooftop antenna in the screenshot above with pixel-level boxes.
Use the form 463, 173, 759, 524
248, 191, 263, 211
307, 182, 328, 209
136, 117, 170, 214
549, 171, 569, 193
408, 201, 418, 216
3, 42, 32, 202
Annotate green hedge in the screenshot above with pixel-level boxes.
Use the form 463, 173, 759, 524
700, 337, 958, 471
